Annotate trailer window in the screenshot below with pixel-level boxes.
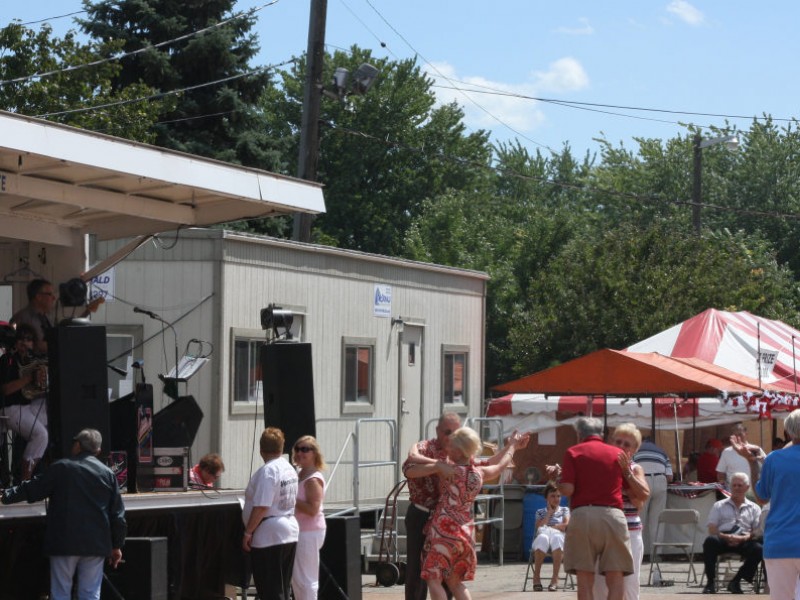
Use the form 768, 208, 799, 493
342, 339, 374, 407
233, 335, 263, 405
442, 347, 468, 406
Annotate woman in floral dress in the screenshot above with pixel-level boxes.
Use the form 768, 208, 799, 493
405, 427, 521, 600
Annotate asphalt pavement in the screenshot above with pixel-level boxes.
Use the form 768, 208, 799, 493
359, 559, 765, 599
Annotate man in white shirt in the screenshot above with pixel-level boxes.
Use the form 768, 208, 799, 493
717, 423, 765, 488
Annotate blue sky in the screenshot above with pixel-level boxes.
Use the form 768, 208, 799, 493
9, 1, 800, 157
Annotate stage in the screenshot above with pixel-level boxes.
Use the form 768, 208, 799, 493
0, 489, 247, 600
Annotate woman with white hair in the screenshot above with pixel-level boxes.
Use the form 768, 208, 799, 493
405, 427, 522, 600
593, 422, 650, 600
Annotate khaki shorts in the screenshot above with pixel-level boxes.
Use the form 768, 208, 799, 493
563, 506, 634, 576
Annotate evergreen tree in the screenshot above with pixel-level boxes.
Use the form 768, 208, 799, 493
81, 0, 286, 170
0, 22, 164, 141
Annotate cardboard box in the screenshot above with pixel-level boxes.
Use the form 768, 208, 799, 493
137, 447, 188, 492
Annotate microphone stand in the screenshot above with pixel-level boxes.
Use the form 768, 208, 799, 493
135, 308, 179, 400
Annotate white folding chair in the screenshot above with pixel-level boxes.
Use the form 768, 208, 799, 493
647, 508, 700, 585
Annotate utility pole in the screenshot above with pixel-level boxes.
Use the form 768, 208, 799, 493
292, 0, 327, 243
691, 133, 702, 234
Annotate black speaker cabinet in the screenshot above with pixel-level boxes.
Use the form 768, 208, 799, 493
152, 395, 203, 448
109, 383, 153, 493
319, 516, 362, 600
47, 325, 110, 459
260, 342, 316, 454
102, 536, 168, 600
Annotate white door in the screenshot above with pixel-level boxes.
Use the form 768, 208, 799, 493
398, 325, 423, 467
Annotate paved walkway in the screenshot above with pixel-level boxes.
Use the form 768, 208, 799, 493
359, 559, 764, 599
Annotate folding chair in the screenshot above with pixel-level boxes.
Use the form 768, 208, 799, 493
700, 552, 766, 593
647, 508, 699, 585
521, 550, 574, 591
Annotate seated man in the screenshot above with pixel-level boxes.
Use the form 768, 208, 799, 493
702, 472, 763, 594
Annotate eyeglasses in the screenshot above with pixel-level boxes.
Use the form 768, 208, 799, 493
613, 439, 634, 449
294, 446, 314, 453
440, 429, 454, 436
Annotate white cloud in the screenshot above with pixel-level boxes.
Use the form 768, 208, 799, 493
532, 58, 590, 93
556, 17, 594, 36
666, 0, 704, 26
422, 58, 590, 140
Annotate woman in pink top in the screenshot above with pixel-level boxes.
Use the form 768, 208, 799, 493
291, 435, 327, 600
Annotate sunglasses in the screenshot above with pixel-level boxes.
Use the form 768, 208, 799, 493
294, 446, 314, 453
613, 439, 634, 448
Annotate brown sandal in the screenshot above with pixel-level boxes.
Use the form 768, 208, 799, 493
533, 583, 543, 592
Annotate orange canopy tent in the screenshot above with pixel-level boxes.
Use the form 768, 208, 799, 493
493, 348, 772, 397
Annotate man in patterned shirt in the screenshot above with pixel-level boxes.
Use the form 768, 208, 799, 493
402, 414, 527, 600
403, 413, 462, 600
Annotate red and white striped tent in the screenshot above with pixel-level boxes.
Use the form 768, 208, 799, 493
485, 310, 800, 435
628, 308, 800, 396
485, 393, 760, 436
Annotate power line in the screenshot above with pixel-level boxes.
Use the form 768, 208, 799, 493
361, 0, 555, 153
0, 0, 281, 88
35, 58, 296, 118
323, 120, 800, 223
334, 0, 398, 59
15, 10, 86, 27
432, 82, 799, 125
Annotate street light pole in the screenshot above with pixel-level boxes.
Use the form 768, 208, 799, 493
690, 133, 739, 234
692, 133, 702, 234
293, 0, 327, 243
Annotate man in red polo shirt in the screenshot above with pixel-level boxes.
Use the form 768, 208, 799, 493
555, 417, 634, 600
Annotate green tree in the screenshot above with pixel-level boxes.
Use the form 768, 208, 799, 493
404, 142, 597, 387
507, 221, 800, 378
0, 22, 164, 141
262, 47, 493, 254
80, 0, 287, 169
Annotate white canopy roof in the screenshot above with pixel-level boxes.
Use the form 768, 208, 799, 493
0, 111, 325, 245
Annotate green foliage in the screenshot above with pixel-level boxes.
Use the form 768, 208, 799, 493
0, 22, 164, 141
261, 47, 493, 254
507, 222, 800, 377
80, 0, 287, 169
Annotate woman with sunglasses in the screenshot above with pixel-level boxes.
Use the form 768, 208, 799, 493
291, 436, 327, 600
593, 422, 650, 600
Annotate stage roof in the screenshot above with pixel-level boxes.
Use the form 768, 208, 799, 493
0, 111, 325, 245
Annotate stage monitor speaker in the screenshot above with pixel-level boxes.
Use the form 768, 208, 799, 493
260, 342, 315, 454
152, 395, 203, 448
102, 536, 168, 600
319, 516, 362, 600
47, 325, 110, 459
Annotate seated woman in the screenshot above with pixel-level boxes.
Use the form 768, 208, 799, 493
404, 427, 522, 600
532, 482, 570, 592
189, 453, 224, 488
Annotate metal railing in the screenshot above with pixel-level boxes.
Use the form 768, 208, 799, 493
317, 417, 398, 515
